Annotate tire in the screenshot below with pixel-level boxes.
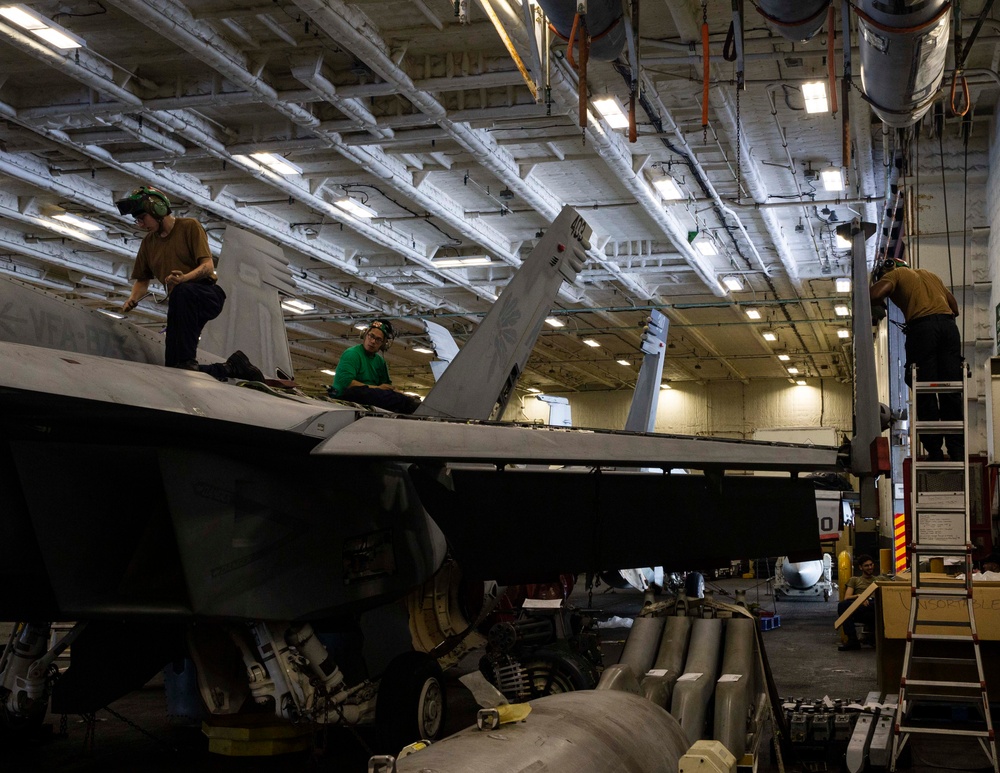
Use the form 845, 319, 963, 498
519, 651, 597, 699
684, 571, 705, 599
375, 651, 446, 755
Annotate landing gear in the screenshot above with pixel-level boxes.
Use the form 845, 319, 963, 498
375, 651, 446, 754
684, 571, 705, 599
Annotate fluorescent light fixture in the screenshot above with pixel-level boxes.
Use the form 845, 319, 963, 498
280, 298, 315, 314
722, 275, 744, 292
762, 330, 778, 342
97, 308, 124, 319
821, 166, 844, 192
592, 96, 629, 129
617, 359, 631, 366
837, 329, 851, 339
320, 369, 336, 376
795, 379, 807, 386
412, 346, 434, 354
431, 256, 492, 268
249, 152, 301, 175
745, 308, 761, 320
0, 5, 83, 49
527, 387, 541, 393
52, 212, 103, 231
354, 323, 368, 331
787, 366, 799, 374
583, 338, 600, 347
777, 354, 790, 361
835, 232, 851, 249
692, 233, 719, 256
545, 317, 565, 328
834, 304, 850, 316
334, 197, 377, 219
660, 383, 672, 389
835, 277, 851, 293
801, 81, 829, 114
652, 175, 684, 201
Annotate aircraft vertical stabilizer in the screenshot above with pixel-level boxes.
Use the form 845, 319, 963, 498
625, 310, 669, 433
199, 227, 297, 379
416, 206, 591, 420
423, 318, 461, 382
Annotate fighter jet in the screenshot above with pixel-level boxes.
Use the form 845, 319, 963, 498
0, 207, 841, 750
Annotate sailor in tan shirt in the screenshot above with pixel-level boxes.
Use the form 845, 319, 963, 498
870, 253, 962, 461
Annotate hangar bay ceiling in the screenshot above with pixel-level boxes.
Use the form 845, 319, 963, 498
0, 1, 992, 394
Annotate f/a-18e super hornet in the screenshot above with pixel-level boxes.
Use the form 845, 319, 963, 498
0, 207, 841, 750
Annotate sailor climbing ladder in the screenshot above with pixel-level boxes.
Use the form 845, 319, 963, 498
890, 364, 998, 772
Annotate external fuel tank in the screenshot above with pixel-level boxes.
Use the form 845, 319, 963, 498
857, 0, 951, 128
756, 1, 832, 42
391, 689, 691, 772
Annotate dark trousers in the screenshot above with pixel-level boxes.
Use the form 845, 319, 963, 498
904, 314, 963, 459
837, 598, 876, 643
165, 281, 226, 367
337, 385, 420, 414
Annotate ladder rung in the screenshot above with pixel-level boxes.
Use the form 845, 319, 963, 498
910, 655, 979, 665
910, 631, 976, 641
914, 380, 965, 390
911, 589, 972, 598
913, 461, 966, 471
911, 544, 972, 554
913, 421, 965, 430
897, 726, 992, 738
901, 679, 984, 689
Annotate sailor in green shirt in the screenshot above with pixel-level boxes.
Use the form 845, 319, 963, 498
329, 319, 420, 414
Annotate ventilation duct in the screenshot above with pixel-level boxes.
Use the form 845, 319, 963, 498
857, 0, 951, 128
535, 0, 625, 61
755, 1, 831, 42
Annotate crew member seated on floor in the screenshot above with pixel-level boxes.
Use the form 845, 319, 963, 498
328, 319, 420, 414
836, 554, 885, 651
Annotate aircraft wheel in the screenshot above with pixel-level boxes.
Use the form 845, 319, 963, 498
376, 651, 446, 754
684, 572, 705, 599
520, 651, 597, 699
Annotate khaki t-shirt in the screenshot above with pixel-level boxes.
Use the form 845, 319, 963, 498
882, 267, 954, 322
131, 218, 212, 284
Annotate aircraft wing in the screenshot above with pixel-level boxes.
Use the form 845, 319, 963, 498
312, 414, 842, 472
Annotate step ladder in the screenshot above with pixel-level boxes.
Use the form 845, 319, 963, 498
890, 366, 998, 773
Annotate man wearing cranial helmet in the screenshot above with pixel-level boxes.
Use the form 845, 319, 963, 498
115, 185, 262, 381
870, 245, 963, 461
328, 319, 420, 414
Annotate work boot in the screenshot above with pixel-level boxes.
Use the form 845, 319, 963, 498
225, 350, 265, 381
838, 640, 861, 651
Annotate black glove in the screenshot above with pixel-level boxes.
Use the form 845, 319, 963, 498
871, 299, 887, 324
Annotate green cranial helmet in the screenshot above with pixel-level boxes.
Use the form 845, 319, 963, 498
115, 186, 171, 219
365, 319, 395, 351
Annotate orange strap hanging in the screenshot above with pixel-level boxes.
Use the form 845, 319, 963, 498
827, 5, 838, 115
701, 21, 710, 129
567, 13, 580, 69
950, 70, 970, 116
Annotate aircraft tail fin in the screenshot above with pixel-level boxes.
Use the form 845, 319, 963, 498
416, 206, 591, 420
624, 310, 669, 433
200, 227, 296, 380
423, 318, 460, 382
